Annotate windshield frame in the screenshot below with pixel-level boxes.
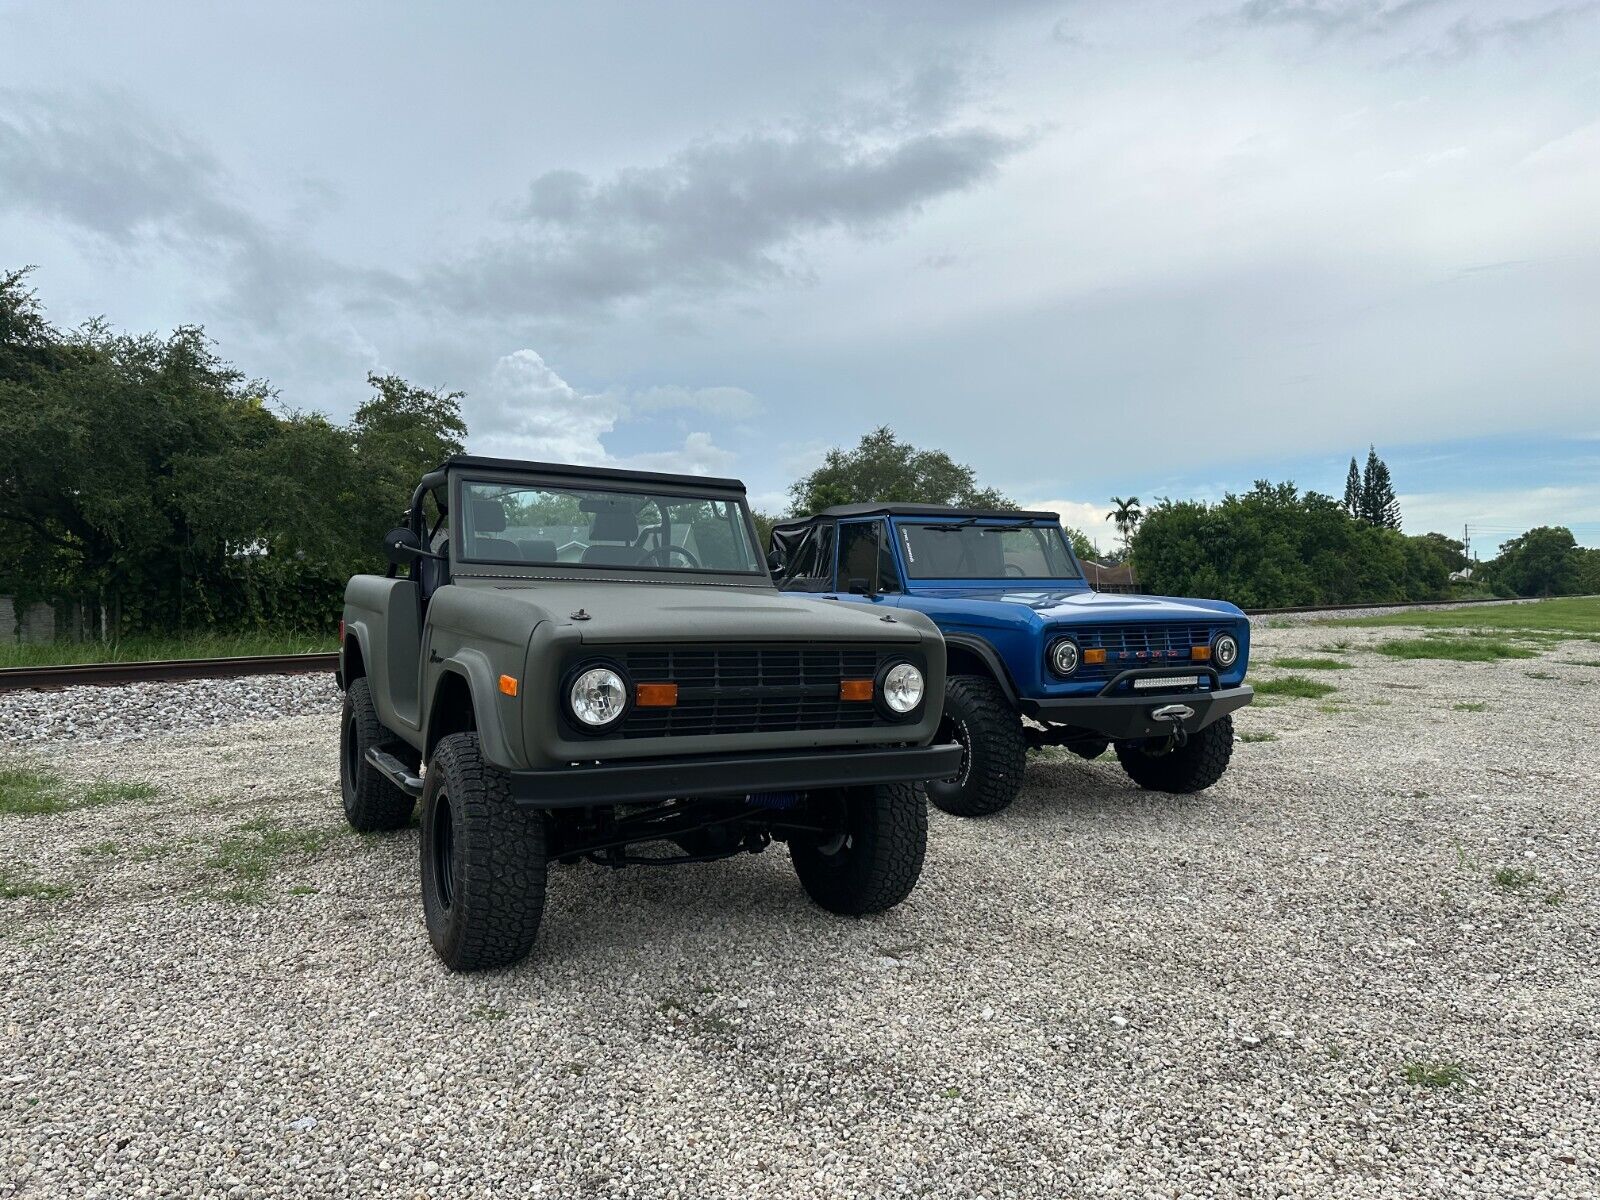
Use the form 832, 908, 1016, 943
891, 515, 1086, 583
448, 469, 769, 583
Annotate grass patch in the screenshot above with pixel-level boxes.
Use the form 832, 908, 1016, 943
1525, 670, 1556, 680
1376, 637, 1536, 663
1325, 597, 1600, 637
0, 631, 337, 669
1491, 865, 1537, 892
1253, 675, 1339, 700
0, 866, 72, 901
1270, 656, 1352, 671
0, 766, 157, 816
1453, 702, 1489, 712
1239, 731, 1278, 743
203, 818, 341, 900
1403, 1060, 1468, 1089
78, 841, 121, 859
1565, 659, 1600, 667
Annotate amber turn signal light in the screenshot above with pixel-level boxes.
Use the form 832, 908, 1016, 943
498, 674, 519, 696
636, 682, 679, 707
1082, 648, 1107, 665
1190, 645, 1211, 661
839, 679, 874, 702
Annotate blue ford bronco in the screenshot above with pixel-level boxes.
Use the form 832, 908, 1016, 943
768, 504, 1253, 816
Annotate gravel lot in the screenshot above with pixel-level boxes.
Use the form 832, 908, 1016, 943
2, 618, 1597, 1198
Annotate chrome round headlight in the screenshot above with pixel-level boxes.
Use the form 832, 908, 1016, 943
1050, 638, 1080, 676
881, 662, 925, 714
1214, 633, 1240, 669
569, 665, 628, 728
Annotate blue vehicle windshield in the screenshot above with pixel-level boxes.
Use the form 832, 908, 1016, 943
896, 521, 1081, 581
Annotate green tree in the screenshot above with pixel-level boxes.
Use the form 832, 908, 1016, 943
1343, 457, 1362, 518
1487, 527, 1580, 596
1106, 497, 1142, 554
788, 426, 1011, 517
1062, 525, 1098, 561
1359, 445, 1401, 529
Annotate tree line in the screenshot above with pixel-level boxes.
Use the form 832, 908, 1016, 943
2, 269, 1592, 642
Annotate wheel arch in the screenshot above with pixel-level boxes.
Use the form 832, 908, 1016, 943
339, 625, 368, 691
941, 634, 1020, 708
424, 668, 479, 763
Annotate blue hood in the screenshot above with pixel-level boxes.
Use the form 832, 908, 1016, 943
910, 587, 1245, 624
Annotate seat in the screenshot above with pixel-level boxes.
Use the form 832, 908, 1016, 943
420, 538, 451, 598
517, 538, 559, 564
466, 498, 521, 561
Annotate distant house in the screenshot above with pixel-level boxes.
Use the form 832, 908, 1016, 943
1082, 560, 1141, 593
1448, 568, 1474, 583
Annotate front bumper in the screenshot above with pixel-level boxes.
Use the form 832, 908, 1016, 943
1020, 681, 1254, 740
507, 742, 964, 808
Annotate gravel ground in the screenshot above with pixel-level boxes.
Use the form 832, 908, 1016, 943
2, 619, 1597, 1198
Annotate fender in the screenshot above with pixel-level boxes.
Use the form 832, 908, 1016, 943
426, 648, 525, 769
941, 633, 1020, 708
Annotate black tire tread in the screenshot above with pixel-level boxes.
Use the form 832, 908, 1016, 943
340, 678, 415, 833
421, 732, 547, 972
924, 674, 1026, 817
1115, 715, 1235, 794
791, 782, 927, 915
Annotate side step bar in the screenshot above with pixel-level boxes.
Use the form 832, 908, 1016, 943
365, 747, 425, 799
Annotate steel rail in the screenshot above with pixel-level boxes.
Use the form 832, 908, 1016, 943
0, 597, 1537, 692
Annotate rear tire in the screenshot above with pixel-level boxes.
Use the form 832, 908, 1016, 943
791, 783, 927, 915
1115, 715, 1235, 794
340, 678, 416, 832
924, 675, 1026, 817
420, 733, 548, 971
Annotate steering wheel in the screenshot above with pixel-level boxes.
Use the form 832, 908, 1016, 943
638, 544, 702, 569
1005, 563, 1026, 577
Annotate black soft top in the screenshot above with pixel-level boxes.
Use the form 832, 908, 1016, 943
438, 454, 746, 494
772, 502, 1058, 531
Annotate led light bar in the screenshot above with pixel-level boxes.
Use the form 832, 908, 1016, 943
1133, 675, 1199, 690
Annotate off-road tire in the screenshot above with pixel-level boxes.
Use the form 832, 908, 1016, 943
340, 678, 416, 833
1115, 715, 1235, 794
923, 675, 1027, 817
420, 733, 548, 971
790, 783, 927, 915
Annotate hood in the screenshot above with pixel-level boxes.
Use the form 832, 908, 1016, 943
478, 580, 926, 645
917, 586, 1246, 623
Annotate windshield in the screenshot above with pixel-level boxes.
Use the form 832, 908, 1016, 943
458, 480, 763, 574
897, 521, 1082, 581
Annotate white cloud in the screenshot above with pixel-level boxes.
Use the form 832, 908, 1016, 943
629, 385, 761, 419
1023, 498, 1121, 555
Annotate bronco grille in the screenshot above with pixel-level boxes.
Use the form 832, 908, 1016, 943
1061, 623, 1225, 682
617, 646, 892, 739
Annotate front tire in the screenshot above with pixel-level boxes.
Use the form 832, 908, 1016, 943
1115, 715, 1235, 794
791, 783, 927, 915
340, 678, 416, 833
924, 675, 1027, 817
420, 733, 548, 971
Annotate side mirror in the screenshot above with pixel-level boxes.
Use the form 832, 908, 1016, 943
384, 526, 425, 566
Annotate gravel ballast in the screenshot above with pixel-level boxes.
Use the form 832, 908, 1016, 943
1, 619, 1597, 1198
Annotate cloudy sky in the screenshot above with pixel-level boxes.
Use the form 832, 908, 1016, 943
3, 0, 1597, 551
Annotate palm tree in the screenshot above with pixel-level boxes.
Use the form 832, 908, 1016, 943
1106, 496, 1142, 555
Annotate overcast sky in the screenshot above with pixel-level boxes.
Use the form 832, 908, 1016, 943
3, 0, 1597, 551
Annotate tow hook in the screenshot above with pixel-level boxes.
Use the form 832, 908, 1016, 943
1152, 703, 1195, 748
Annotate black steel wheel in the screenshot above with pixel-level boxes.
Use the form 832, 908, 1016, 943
923, 675, 1026, 817
1115, 715, 1235, 794
339, 678, 415, 833
419, 732, 548, 971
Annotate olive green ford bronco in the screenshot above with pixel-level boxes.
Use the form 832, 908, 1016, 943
338, 456, 958, 971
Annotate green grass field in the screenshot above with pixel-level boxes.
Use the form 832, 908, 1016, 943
0, 632, 337, 670
1324, 597, 1600, 637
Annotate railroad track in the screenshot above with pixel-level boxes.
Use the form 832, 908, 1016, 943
0, 596, 1529, 692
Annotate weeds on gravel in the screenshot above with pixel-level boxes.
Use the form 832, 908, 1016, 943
1239, 731, 1278, 743
0, 866, 71, 901
203, 818, 342, 902
1314, 640, 1354, 653
1525, 670, 1556, 680
0, 767, 156, 816
1491, 865, 1538, 892
1453, 702, 1489, 712
1270, 656, 1352, 671
1253, 676, 1338, 700
78, 841, 121, 859
1378, 637, 1536, 663
1326, 597, 1600, 637
1404, 1060, 1468, 1089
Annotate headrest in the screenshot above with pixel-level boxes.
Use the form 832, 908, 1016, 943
518, 538, 558, 563
589, 507, 638, 543
471, 498, 507, 534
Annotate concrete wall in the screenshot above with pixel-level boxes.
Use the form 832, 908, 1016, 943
0, 596, 57, 644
